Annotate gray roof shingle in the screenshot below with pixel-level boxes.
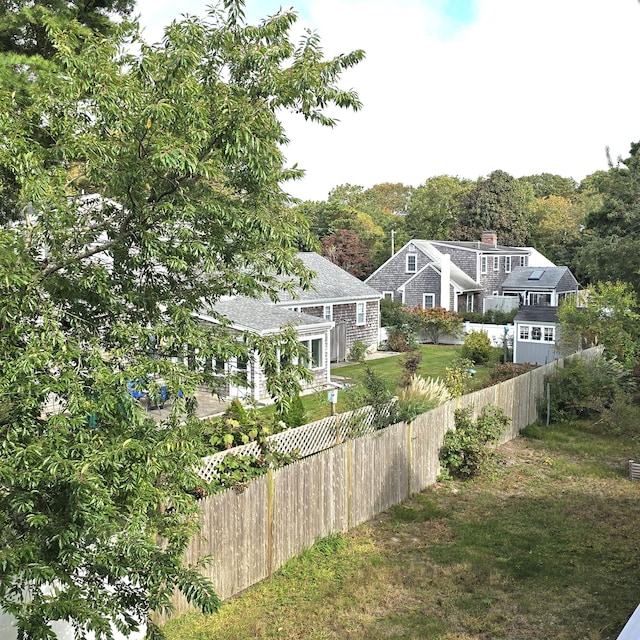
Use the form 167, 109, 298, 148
276, 252, 382, 304
502, 266, 574, 290
514, 306, 559, 323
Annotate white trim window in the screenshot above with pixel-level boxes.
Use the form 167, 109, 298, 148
466, 294, 474, 312
493, 256, 499, 271
299, 337, 324, 369
519, 256, 526, 267
519, 324, 555, 343
356, 302, 366, 326
480, 255, 487, 275
423, 293, 435, 309
505, 256, 512, 273
383, 291, 394, 300
406, 253, 417, 273
323, 304, 332, 321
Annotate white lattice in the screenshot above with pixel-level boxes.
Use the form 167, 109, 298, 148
197, 401, 396, 482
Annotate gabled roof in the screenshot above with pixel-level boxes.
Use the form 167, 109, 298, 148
276, 252, 382, 305
502, 266, 577, 290
430, 240, 530, 255
400, 258, 480, 294
404, 240, 480, 291
198, 297, 332, 336
514, 306, 559, 324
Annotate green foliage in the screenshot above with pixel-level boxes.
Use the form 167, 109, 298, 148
444, 358, 475, 397
544, 356, 636, 423
461, 308, 518, 325
460, 330, 493, 365
406, 305, 464, 345
346, 366, 398, 430
557, 281, 640, 367
439, 405, 510, 479
380, 296, 406, 327
275, 392, 307, 429
459, 170, 535, 246
348, 340, 368, 363
0, 1, 364, 636
397, 375, 451, 423
489, 362, 536, 384
386, 325, 417, 353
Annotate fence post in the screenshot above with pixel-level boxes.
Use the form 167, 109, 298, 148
407, 420, 413, 496
267, 468, 274, 576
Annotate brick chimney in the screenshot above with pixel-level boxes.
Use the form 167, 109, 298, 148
481, 230, 497, 247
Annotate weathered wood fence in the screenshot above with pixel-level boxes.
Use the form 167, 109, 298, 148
161, 347, 601, 621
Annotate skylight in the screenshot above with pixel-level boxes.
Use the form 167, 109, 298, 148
528, 269, 545, 281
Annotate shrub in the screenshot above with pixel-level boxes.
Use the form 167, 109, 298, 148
348, 340, 367, 363
439, 405, 510, 479
387, 325, 416, 352
489, 362, 537, 384
346, 366, 398, 430
400, 349, 422, 387
544, 356, 636, 423
275, 393, 307, 429
444, 357, 475, 397
461, 330, 493, 365
397, 375, 451, 422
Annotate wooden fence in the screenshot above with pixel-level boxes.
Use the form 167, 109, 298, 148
160, 347, 601, 622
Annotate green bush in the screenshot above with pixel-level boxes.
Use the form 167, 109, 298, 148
387, 325, 416, 352
489, 362, 536, 384
348, 340, 367, 363
275, 393, 307, 429
544, 356, 636, 423
444, 357, 475, 397
461, 330, 493, 365
439, 405, 510, 479
461, 309, 518, 324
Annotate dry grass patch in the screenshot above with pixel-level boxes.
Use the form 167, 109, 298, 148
165, 420, 640, 640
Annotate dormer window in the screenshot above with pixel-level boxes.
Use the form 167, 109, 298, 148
406, 253, 417, 273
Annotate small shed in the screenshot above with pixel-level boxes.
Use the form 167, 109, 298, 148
513, 306, 562, 365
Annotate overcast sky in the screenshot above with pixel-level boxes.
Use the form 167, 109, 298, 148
135, 0, 640, 202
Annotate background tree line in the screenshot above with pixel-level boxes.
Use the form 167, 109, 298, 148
296, 154, 640, 294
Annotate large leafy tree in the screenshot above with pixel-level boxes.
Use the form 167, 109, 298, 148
405, 175, 472, 240
0, 0, 135, 59
0, 3, 364, 638
457, 170, 535, 246
557, 281, 640, 367
574, 143, 640, 291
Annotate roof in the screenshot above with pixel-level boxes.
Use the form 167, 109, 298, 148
406, 241, 481, 291
430, 240, 530, 255
514, 306, 559, 324
276, 252, 382, 305
198, 297, 332, 335
523, 247, 556, 267
502, 266, 576, 290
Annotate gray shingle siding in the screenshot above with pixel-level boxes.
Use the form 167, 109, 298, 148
402, 268, 442, 308
366, 244, 433, 298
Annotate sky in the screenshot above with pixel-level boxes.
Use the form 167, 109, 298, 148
134, 0, 640, 202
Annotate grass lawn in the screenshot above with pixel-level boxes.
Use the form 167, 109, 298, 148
266, 344, 497, 423
164, 418, 640, 640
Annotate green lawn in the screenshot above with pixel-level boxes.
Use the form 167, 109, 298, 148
164, 418, 640, 639
281, 344, 496, 422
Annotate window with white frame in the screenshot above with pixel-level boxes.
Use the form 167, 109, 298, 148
323, 304, 332, 321
519, 256, 526, 267
528, 293, 552, 306
493, 256, 499, 271
480, 255, 487, 274
466, 294, 474, 312
299, 337, 324, 369
423, 293, 435, 308
505, 256, 512, 273
406, 253, 417, 273
518, 325, 555, 343
383, 291, 393, 300
356, 302, 366, 325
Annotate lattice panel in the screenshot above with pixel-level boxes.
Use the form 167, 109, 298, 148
197, 401, 396, 482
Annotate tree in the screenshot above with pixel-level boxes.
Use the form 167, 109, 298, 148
0, 0, 135, 59
405, 306, 464, 345
321, 229, 373, 279
405, 175, 472, 240
557, 281, 640, 367
0, 3, 364, 637
574, 143, 640, 291
519, 173, 578, 199
457, 170, 535, 246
